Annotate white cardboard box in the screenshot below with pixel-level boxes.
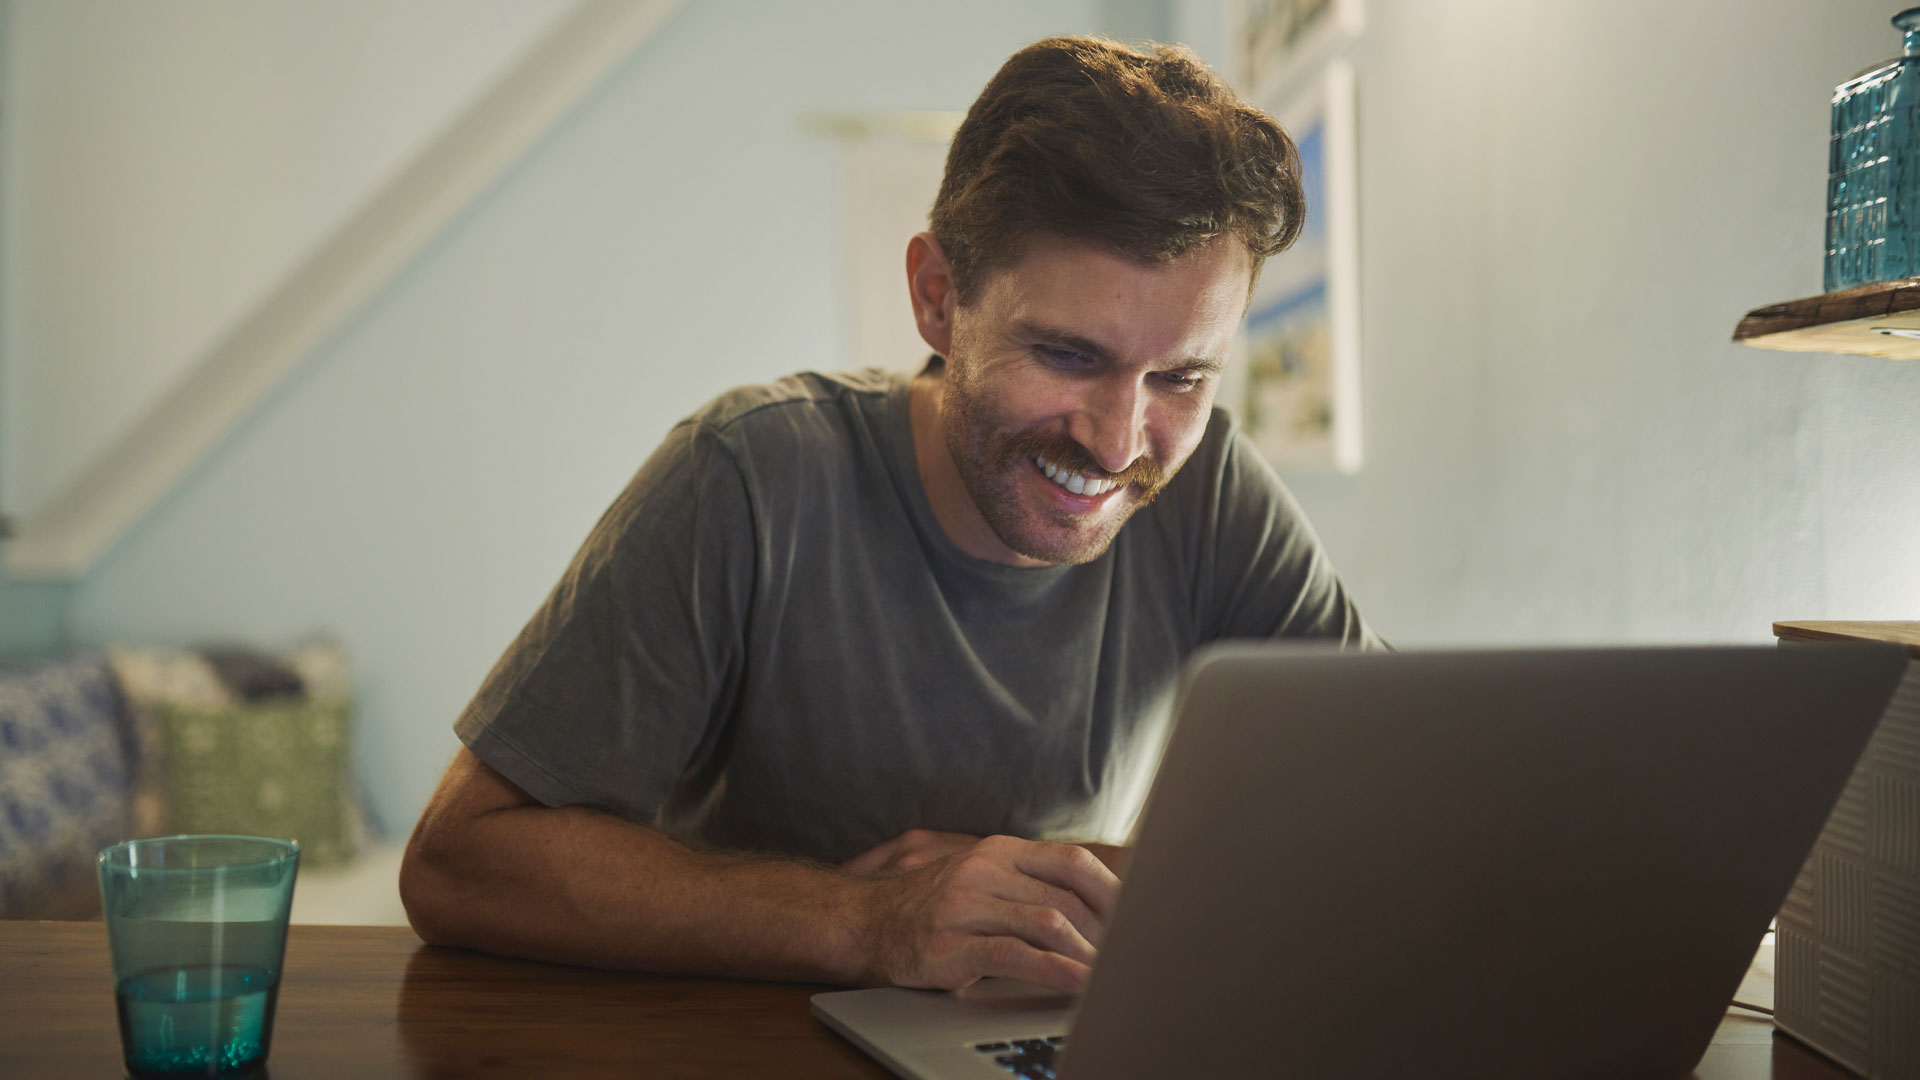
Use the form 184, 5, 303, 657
1774, 622, 1920, 1078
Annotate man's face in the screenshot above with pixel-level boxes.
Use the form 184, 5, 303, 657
939, 233, 1252, 566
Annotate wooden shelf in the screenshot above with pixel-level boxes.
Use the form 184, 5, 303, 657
1774, 620, 1920, 659
1734, 278, 1920, 358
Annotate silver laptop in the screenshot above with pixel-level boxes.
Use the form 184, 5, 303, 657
813, 644, 1910, 1078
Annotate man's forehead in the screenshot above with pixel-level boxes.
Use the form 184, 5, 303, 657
976, 233, 1253, 356
984, 231, 1249, 283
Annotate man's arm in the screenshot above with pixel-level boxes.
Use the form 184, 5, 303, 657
400, 748, 1120, 992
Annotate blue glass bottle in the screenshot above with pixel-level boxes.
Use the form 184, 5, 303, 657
1826, 8, 1920, 292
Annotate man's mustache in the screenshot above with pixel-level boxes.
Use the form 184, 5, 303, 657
1002, 429, 1168, 496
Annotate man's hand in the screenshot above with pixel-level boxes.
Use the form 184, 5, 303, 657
845, 830, 1132, 878
858, 834, 1120, 994
841, 829, 983, 875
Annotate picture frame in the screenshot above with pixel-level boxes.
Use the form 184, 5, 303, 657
802, 112, 964, 371
1234, 0, 1364, 103
1237, 59, 1362, 474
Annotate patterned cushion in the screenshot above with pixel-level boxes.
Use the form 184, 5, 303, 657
0, 655, 134, 918
152, 696, 356, 866
106, 646, 225, 839
110, 642, 360, 869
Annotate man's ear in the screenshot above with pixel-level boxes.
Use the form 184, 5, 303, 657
906, 232, 958, 356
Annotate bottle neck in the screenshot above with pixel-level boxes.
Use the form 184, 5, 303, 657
1899, 7, 1920, 55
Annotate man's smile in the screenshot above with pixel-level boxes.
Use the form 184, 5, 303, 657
1028, 453, 1126, 514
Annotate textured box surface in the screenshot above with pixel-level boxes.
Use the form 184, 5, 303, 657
1776, 657, 1920, 1078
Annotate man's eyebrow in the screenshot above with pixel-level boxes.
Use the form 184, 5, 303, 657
1015, 320, 1227, 374
1168, 355, 1227, 375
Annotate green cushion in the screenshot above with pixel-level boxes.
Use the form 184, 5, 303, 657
151, 695, 356, 868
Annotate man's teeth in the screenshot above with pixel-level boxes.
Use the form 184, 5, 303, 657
1033, 455, 1120, 496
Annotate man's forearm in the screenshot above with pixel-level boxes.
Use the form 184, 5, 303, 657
402, 803, 875, 983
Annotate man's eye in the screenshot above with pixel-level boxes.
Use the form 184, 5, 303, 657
1157, 370, 1205, 392
1036, 345, 1093, 368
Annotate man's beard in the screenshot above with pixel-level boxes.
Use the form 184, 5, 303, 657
941, 373, 1173, 566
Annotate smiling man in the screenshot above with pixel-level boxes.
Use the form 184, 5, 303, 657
910, 233, 1241, 569
401, 36, 1382, 994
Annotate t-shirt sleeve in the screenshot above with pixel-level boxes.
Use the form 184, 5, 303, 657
1198, 424, 1387, 650
453, 420, 754, 821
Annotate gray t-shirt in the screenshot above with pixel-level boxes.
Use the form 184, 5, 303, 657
456, 365, 1381, 863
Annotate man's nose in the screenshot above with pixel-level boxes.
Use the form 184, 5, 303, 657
1067, 376, 1150, 475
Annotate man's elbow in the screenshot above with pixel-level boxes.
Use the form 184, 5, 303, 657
398, 827, 462, 947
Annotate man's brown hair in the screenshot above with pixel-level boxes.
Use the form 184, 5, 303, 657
930, 36, 1304, 303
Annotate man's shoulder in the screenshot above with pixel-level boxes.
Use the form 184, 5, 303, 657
684, 367, 904, 439
1197, 402, 1243, 457
1160, 402, 1246, 499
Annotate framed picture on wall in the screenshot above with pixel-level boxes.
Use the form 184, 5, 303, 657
1239, 60, 1362, 474
802, 111, 964, 371
1235, 0, 1363, 101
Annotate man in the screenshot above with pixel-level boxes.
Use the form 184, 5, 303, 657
400, 35, 1381, 996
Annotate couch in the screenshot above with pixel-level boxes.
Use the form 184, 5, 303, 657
0, 643, 363, 920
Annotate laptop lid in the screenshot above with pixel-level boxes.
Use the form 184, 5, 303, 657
1058, 644, 1908, 1078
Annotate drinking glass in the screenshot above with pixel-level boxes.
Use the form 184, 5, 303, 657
97, 835, 300, 1079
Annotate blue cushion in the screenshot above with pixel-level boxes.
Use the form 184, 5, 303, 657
0, 654, 133, 917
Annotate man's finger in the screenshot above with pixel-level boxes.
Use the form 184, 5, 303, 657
976, 868, 1104, 948
957, 899, 1097, 966
952, 840, 1113, 945
966, 935, 1092, 994
841, 837, 902, 875
1002, 840, 1122, 921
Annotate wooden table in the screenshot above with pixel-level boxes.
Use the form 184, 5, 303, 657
1, 921, 880, 1078
0, 921, 1858, 1078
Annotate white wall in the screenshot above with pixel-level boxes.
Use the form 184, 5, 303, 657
1383, 0, 1918, 642
1186, 0, 1920, 646
0, 0, 575, 522
0, 0, 75, 656
63, 0, 1106, 834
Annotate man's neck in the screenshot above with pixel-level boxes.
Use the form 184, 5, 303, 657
907, 363, 1049, 568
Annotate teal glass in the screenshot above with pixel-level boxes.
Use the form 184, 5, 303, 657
1826, 7, 1920, 292
97, 836, 300, 1079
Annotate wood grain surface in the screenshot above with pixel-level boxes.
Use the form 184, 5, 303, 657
0, 921, 1855, 1078
0, 921, 883, 1079
1735, 278, 1920, 358
1775, 619, 1920, 658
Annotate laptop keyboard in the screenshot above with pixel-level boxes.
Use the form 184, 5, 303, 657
973, 1035, 1067, 1078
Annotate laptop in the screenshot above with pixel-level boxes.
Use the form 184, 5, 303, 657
812, 644, 1911, 1078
